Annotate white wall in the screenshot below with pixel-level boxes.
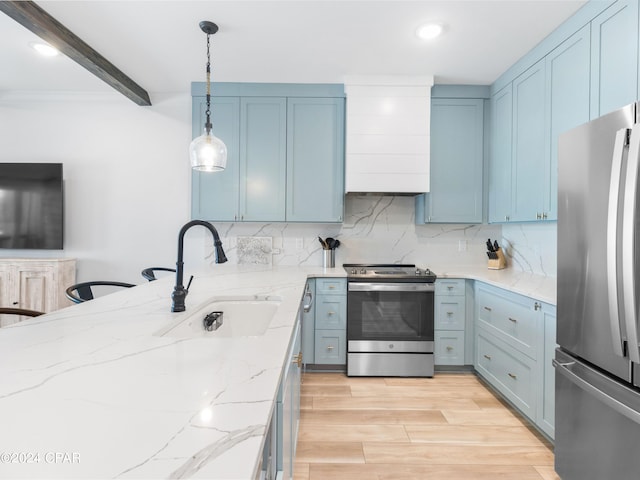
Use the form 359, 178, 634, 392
0, 91, 198, 283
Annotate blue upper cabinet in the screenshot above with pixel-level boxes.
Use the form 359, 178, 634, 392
286, 98, 345, 222
488, 84, 513, 223
511, 59, 546, 222
418, 97, 484, 223
488, 22, 591, 224
191, 97, 240, 221
191, 83, 345, 223
545, 25, 591, 221
590, 0, 639, 119
239, 97, 287, 222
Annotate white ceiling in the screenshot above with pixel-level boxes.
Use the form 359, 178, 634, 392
1, 0, 588, 99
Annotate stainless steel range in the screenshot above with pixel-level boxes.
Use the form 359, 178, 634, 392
343, 264, 436, 377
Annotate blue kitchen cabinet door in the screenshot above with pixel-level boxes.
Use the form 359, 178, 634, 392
538, 303, 556, 439
239, 97, 287, 221
590, 0, 639, 119
278, 319, 301, 480
191, 97, 241, 221
301, 279, 315, 366
545, 25, 591, 222
286, 98, 345, 222
488, 84, 513, 223
421, 98, 484, 223
511, 59, 546, 222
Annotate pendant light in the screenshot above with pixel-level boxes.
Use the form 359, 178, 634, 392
189, 21, 227, 172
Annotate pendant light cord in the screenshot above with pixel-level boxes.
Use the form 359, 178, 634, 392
205, 32, 212, 134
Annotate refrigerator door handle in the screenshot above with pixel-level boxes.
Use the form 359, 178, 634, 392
553, 357, 640, 425
622, 125, 640, 364
607, 128, 628, 358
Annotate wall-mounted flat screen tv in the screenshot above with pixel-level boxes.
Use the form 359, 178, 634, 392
0, 163, 64, 250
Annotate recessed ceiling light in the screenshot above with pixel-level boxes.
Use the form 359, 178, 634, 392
29, 42, 59, 57
416, 23, 444, 40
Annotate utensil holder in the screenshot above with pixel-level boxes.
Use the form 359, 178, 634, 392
488, 248, 507, 270
322, 249, 335, 268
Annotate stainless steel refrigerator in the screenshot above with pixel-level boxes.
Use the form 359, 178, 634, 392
556, 102, 640, 479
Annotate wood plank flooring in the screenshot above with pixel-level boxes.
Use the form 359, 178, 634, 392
294, 372, 559, 480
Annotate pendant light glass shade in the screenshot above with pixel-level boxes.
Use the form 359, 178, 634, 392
191, 20, 227, 172
189, 129, 227, 172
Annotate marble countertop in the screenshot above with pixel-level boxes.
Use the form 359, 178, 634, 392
0, 264, 340, 480
0, 263, 555, 479
430, 265, 557, 305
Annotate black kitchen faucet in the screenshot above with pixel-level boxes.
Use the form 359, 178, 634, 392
171, 220, 227, 312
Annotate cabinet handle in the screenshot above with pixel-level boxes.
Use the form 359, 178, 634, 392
483, 354, 492, 360
483, 306, 492, 312
328, 311, 335, 316
328, 285, 335, 289
446, 346, 453, 351
542, 212, 548, 220
326, 345, 334, 351
505, 215, 510, 222
292, 353, 302, 368
508, 317, 517, 323
508, 373, 517, 380
12, 301, 18, 305
534, 302, 541, 311
447, 286, 454, 290
447, 311, 454, 316
536, 212, 542, 220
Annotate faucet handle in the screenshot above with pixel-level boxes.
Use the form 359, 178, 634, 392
186, 275, 194, 292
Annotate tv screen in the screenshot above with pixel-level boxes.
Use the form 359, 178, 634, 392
0, 163, 64, 250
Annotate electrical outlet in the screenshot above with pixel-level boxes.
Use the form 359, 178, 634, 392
296, 238, 303, 250
458, 240, 467, 252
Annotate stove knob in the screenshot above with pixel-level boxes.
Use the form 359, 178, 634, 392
360, 268, 366, 274
415, 268, 422, 276
351, 268, 357, 275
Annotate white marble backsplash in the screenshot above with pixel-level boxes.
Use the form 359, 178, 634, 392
501, 223, 557, 277
203, 196, 556, 277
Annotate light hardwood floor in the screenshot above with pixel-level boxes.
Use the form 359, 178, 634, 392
294, 372, 559, 480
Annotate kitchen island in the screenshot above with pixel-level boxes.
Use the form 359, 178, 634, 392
0, 263, 556, 479
0, 265, 339, 479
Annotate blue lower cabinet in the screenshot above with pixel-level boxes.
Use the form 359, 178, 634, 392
434, 278, 467, 366
476, 328, 536, 420
313, 277, 346, 366
434, 330, 465, 365
277, 319, 301, 480
474, 282, 555, 439
301, 280, 315, 366
315, 330, 346, 364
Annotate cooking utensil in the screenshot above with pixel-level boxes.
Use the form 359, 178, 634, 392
318, 236, 328, 249
326, 237, 340, 250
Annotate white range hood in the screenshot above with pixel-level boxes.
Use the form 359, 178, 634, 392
344, 75, 434, 194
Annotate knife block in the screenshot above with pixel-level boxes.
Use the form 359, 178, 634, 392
488, 248, 507, 270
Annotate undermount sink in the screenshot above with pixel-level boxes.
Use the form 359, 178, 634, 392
157, 295, 282, 339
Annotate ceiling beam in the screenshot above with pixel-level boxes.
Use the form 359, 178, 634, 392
0, 1, 151, 106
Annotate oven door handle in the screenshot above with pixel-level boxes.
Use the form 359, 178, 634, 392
348, 283, 435, 292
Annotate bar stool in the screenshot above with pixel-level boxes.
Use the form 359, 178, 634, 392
141, 267, 176, 282
65, 281, 135, 304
